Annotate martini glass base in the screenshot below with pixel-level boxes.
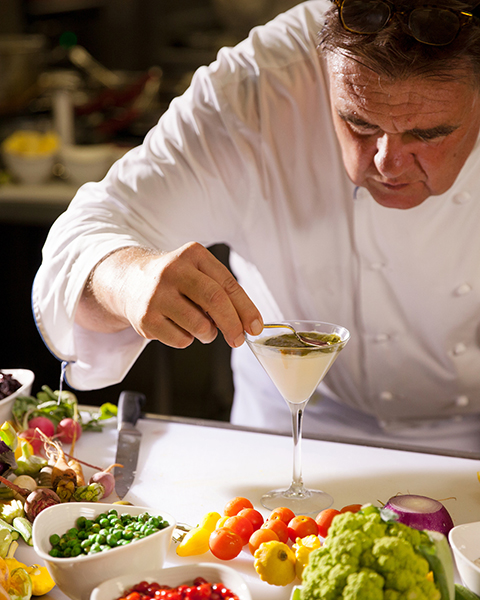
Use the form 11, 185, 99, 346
261, 487, 333, 514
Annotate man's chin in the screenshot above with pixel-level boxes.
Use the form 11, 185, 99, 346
366, 182, 430, 210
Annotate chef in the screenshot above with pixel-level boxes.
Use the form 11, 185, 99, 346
33, 0, 480, 452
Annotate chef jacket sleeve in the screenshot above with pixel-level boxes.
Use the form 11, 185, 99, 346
31, 1, 328, 390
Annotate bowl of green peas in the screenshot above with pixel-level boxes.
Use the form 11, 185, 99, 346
32, 502, 176, 600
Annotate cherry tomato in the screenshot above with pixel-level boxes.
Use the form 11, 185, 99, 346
340, 504, 363, 514
216, 515, 229, 529
267, 506, 296, 525
223, 496, 253, 516
287, 515, 318, 542
209, 527, 243, 560
261, 517, 289, 543
237, 508, 264, 531
248, 527, 279, 555
223, 515, 254, 545
315, 508, 341, 538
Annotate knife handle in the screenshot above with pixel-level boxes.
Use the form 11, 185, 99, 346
117, 390, 146, 429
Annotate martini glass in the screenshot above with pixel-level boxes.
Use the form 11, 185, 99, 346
245, 320, 350, 513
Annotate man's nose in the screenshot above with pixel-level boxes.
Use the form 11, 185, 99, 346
374, 133, 414, 178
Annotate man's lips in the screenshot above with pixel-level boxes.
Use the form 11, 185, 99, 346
380, 182, 410, 190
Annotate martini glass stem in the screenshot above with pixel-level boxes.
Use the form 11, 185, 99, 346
288, 400, 308, 496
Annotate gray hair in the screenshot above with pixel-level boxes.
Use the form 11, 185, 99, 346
320, 1, 480, 86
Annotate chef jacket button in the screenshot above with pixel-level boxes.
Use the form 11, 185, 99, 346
455, 395, 469, 407
452, 191, 471, 204
454, 283, 472, 296
452, 342, 467, 355
374, 333, 390, 343
379, 391, 393, 401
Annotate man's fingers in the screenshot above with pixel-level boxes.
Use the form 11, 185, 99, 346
183, 249, 263, 347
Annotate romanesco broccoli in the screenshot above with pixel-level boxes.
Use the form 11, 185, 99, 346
300, 505, 448, 600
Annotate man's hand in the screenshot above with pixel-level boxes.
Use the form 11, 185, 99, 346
75, 242, 263, 349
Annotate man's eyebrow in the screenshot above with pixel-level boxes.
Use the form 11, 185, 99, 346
337, 110, 459, 138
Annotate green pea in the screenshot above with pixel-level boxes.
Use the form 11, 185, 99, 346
99, 518, 109, 528
49, 534, 60, 546
49, 548, 62, 557
76, 516, 87, 529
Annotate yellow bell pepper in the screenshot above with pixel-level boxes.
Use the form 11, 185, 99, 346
292, 534, 322, 579
176, 511, 221, 557
254, 540, 297, 586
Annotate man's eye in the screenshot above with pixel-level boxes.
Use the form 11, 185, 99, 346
349, 123, 378, 136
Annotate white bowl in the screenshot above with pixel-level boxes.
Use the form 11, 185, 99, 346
449, 521, 480, 595
2, 150, 56, 184
0, 369, 35, 423
60, 144, 115, 185
91, 563, 252, 600
33, 502, 176, 600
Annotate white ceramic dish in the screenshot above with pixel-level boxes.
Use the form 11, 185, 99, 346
90, 562, 252, 600
449, 521, 480, 595
33, 502, 176, 600
0, 369, 35, 423
60, 144, 115, 185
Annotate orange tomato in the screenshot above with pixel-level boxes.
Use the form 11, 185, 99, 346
287, 515, 318, 542
267, 506, 296, 525
261, 517, 289, 543
340, 504, 363, 514
238, 508, 264, 531
209, 528, 243, 560
248, 528, 279, 555
315, 508, 341, 538
223, 515, 254, 545
223, 496, 254, 516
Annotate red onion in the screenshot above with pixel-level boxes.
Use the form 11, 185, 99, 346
384, 494, 454, 536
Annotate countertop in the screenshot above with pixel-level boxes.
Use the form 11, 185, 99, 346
14, 414, 480, 600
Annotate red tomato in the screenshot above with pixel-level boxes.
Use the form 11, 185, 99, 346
223, 515, 254, 545
237, 508, 264, 531
223, 496, 253, 516
287, 515, 318, 542
340, 504, 363, 514
209, 527, 243, 560
261, 517, 289, 543
267, 506, 296, 525
315, 508, 341, 538
248, 528, 278, 555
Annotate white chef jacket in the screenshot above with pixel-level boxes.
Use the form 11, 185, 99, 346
32, 0, 480, 448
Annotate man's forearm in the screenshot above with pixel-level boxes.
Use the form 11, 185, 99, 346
75, 246, 157, 333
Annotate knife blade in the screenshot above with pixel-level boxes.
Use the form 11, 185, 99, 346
114, 390, 145, 499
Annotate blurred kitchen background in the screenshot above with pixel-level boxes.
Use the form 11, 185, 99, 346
0, 0, 301, 418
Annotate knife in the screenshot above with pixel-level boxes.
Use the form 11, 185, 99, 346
114, 390, 145, 499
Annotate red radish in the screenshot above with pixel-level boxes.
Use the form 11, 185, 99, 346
27, 416, 55, 438
18, 428, 43, 454
56, 418, 82, 444
383, 494, 454, 536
